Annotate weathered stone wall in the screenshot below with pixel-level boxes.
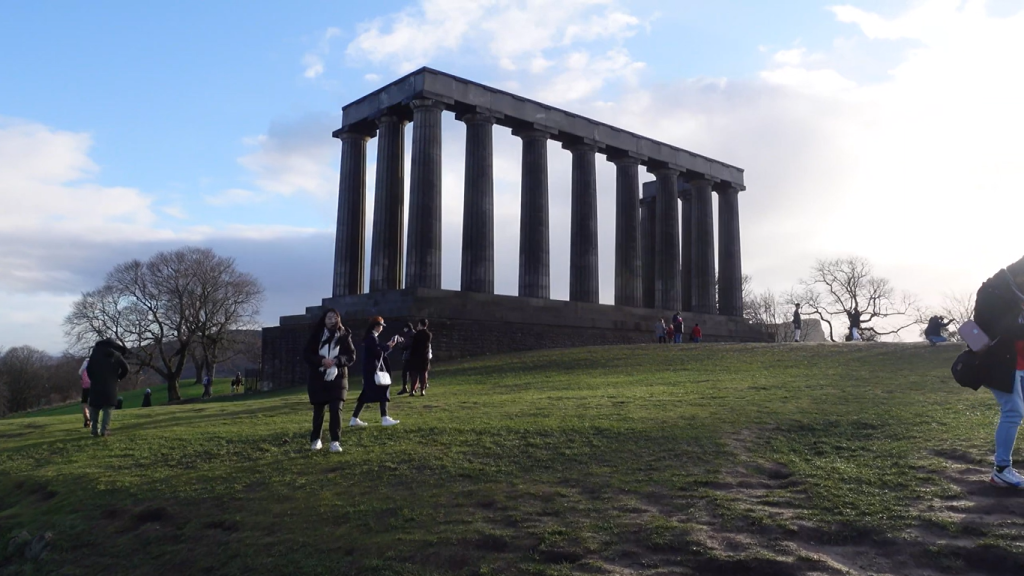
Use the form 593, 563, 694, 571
260, 288, 769, 390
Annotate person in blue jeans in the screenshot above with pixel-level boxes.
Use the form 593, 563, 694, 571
924, 315, 953, 345
973, 258, 1024, 488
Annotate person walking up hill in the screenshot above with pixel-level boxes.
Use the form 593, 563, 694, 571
85, 338, 129, 437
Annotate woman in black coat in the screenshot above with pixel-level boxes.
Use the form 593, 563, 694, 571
973, 258, 1024, 488
407, 318, 432, 397
351, 316, 401, 428
303, 308, 356, 453
85, 338, 129, 437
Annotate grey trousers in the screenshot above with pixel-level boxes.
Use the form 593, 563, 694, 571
89, 406, 112, 435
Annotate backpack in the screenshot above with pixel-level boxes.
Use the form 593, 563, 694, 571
950, 348, 984, 391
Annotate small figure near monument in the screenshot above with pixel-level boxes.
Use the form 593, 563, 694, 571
655, 319, 667, 344
305, 308, 355, 454
231, 372, 243, 394
848, 311, 862, 341
925, 316, 953, 346
351, 316, 401, 428
397, 322, 415, 395
201, 375, 212, 398
793, 303, 802, 342
141, 389, 152, 408
690, 324, 702, 343
672, 313, 684, 344
408, 319, 432, 397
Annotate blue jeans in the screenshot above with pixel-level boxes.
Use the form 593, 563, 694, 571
991, 370, 1024, 468
674, 333, 682, 343
927, 335, 947, 345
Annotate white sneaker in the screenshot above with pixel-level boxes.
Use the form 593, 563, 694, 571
381, 416, 400, 427
311, 439, 322, 451
349, 417, 368, 428
990, 467, 1024, 489
329, 441, 342, 453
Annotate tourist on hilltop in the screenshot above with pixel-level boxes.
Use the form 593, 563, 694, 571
408, 319, 432, 397
85, 338, 129, 437
303, 308, 355, 453
351, 316, 401, 428
665, 324, 675, 344
971, 257, 1024, 489
655, 319, 667, 344
793, 303, 802, 342
672, 312, 684, 344
201, 374, 212, 398
141, 389, 152, 408
690, 324, 702, 343
847, 311, 863, 341
925, 315, 953, 346
231, 372, 243, 394
78, 357, 91, 428
397, 322, 415, 395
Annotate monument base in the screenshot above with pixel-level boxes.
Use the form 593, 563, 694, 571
260, 288, 769, 390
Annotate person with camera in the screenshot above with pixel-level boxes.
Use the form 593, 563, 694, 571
973, 258, 1024, 488
351, 316, 401, 428
924, 315, 953, 345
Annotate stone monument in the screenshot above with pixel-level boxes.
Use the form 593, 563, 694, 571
261, 68, 766, 388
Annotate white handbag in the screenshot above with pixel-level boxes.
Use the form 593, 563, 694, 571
373, 357, 391, 387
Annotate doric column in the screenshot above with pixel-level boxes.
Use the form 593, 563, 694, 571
717, 185, 743, 316
680, 187, 693, 312
405, 99, 445, 290
332, 129, 372, 297
611, 156, 641, 307
650, 167, 681, 310
639, 193, 657, 309
514, 128, 551, 299
369, 114, 407, 292
459, 112, 496, 293
690, 178, 717, 314
566, 142, 599, 303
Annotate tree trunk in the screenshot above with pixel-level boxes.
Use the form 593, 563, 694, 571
167, 378, 181, 402
204, 357, 217, 382
191, 352, 203, 385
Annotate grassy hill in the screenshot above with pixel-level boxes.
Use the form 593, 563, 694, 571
1, 343, 1021, 575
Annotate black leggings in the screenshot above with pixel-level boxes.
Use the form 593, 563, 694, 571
352, 401, 388, 419
311, 400, 342, 442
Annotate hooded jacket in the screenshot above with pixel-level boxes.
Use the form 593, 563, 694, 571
974, 265, 1024, 393
85, 339, 129, 408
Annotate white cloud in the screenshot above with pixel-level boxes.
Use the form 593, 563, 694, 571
237, 113, 341, 197
345, 0, 646, 101
301, 27, 341, 79
364, 73, 381, 82
204, 188, 261, 206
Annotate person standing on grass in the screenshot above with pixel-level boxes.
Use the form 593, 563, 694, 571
672, 312, 683, 344
925, 315, 953, 346
141, 389, 152, 408
85, 338, 129, 437
78, 358, 91, 428
690, 324, 702, 343
972, 258, 1024, 489
793, 303, 802, 342
655, 319, 667, 344
351, 316, 401, 428
408, 319, 432, 397
303, 308, 356, 453
231, 372, 243, 394
201, 374, 212, 398
397, 322, 415, 395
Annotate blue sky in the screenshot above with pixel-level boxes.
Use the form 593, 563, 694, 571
2, 0, 1024, 351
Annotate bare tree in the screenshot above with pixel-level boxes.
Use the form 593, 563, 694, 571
797, 257, 919, 342
744, 287, 787, 342
192, 254, 264, 381
63, 246, 264, 402
0, 346, 52, 415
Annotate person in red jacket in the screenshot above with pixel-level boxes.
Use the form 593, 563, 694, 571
690, 324, 702, 343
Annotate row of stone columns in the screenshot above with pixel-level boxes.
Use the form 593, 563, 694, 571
331, 101, 743, 316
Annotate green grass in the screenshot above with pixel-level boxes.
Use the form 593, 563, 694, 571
0, 343, 1020, 575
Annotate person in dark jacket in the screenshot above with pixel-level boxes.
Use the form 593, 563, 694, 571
303, 308, 356, 453
141, 389, 152, 408
847, 310, 863, 341
85, 338, 129, 437
397, 322, 415, 395
924, 315, 953, 345
351, 316, 401, 428
973, 258, 1024, 488
793, 303, 802, 342
201, 375, 212, 399
408, 319, 432, 397
672, 313, 683, 344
